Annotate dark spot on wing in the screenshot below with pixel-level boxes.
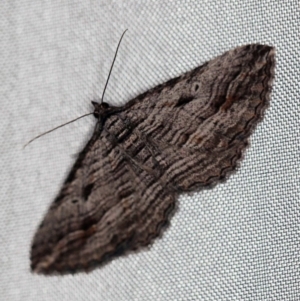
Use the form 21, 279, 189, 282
83, 183, 94, 200
175, 96, 194, 107
81, 217, 97, 231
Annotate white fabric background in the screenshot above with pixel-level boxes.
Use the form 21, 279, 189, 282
1, 1, 299, 300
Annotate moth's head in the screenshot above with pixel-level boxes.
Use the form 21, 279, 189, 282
91, 101, 110, 119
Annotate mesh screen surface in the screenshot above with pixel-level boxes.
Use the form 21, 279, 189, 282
1, 1, 299, 300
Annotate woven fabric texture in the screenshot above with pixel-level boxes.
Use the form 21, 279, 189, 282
1, 1, 299, 300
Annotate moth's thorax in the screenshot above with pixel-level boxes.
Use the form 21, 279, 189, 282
92, 101, 111, 119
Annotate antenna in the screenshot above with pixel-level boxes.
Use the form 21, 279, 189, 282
100, 29, 128, 103
23, 113, 93, 148
24, 30, 128, 148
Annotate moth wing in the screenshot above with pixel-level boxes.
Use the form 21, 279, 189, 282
31, 44, 275, 274
31, 128, 175, 274
120, 44, 275, 191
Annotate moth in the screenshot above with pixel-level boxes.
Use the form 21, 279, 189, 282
30, 34, 275, 274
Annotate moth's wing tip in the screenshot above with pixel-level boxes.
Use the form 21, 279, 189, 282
30, 263, 45, 275
235, 44, 276, 58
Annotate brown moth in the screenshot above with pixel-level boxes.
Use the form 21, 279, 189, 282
31, 43, 275, 274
